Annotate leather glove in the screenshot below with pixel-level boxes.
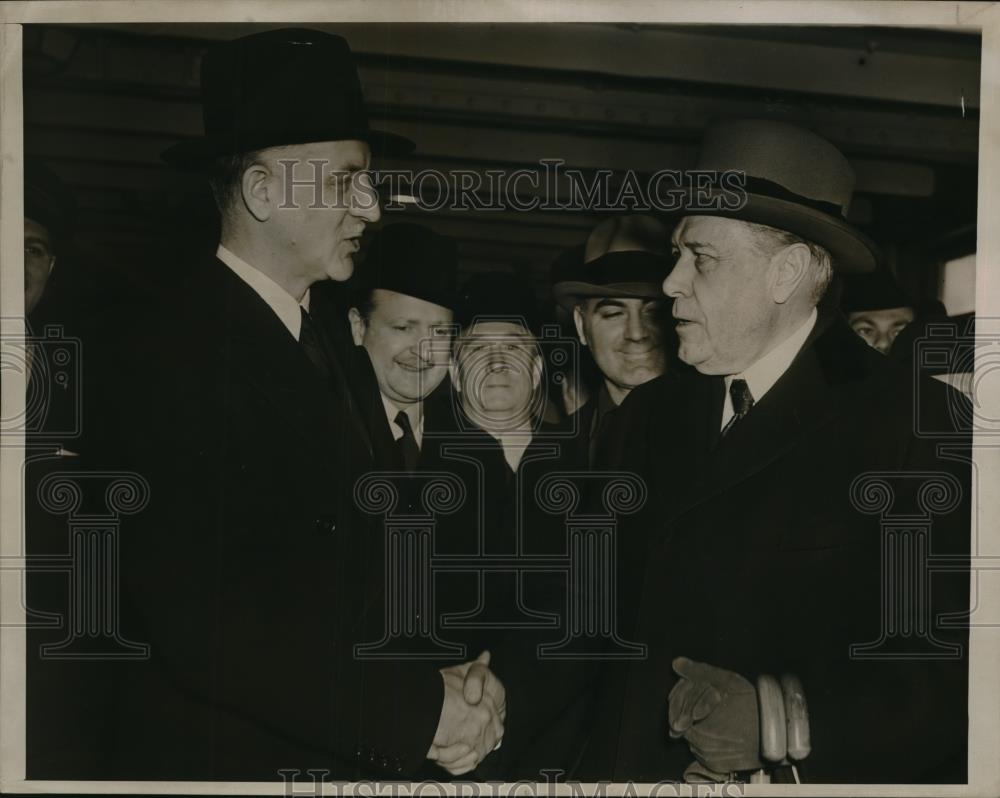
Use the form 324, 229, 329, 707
668, 656, 762, 775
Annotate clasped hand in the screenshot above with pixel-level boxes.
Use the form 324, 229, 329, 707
427, 650, 507, 776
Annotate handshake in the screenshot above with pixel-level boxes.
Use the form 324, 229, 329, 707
427, 650, 507, 776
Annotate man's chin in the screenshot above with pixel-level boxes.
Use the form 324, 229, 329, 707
678, 345, 720, 374
326, 255, 355, 282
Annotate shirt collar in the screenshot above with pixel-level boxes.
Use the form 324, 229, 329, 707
494, 423, 535, 473
217, 244, 310, 341
597, 381, 619, 416
726, 307, 817, 404
381, 392, 424, 443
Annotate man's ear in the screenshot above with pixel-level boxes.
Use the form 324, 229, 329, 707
348, 307, 366, 346
531, 350, 544, 392
241, 161, 273, 222
572, 305, 589, 347
449, 350, 461, 394
770, 243, 812, 304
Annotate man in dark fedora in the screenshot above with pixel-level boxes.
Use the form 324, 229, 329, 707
582, 120, 969, 783
841, 265, 917, 356
84, 28, 504, 782
24, 158, 74, 320
553, 214, 674, 467
348, 223, 458, 472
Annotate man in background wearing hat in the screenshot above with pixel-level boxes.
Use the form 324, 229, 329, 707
348, 223, 457, 471
582, 120, 969, 783
84, 29, 504, 782
24, 158, 74, 322
17, 158, 82, 449
553, 214, 673, 467
415, 271, 595, 780
841, 265, 917, 355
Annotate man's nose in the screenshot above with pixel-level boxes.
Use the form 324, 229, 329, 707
487, 348, 511, 370
873, 333, 892, 355
662, 256, 690, 298
624, 309, 649, 341
351, 172, 382, 223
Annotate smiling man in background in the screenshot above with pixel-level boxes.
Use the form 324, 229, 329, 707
552, 214, 674, 466
349, 223, 457, 471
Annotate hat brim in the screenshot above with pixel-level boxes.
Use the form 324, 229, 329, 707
552, 281, 664, 311
686, 191, 879, 274
161, 128, 415, 169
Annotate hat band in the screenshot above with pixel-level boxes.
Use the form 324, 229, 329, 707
697, 173, 845, 220
580, 250, 669, 287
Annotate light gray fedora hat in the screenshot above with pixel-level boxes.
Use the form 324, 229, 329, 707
687, 118, 879, 274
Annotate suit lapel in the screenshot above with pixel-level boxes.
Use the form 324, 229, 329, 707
646, 370, 719, 513
308, 288, 376, 459
667, 310, 877, 522
213, 260, 369, 474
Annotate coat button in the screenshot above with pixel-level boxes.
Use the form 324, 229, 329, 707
314, 517, 337, 534
379, 755, 390, 770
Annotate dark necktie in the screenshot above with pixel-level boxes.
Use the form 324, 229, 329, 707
720, 378, 754, 438
394, 410, 421, 471
299, 307, 333, 382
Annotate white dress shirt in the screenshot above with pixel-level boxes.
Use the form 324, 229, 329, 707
493, 425, 534, 473
381, 393, 424, 449
217, 245, 310, 341
720, 308, 818, 430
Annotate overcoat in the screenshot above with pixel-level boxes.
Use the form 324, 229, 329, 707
74, 258, 444, 780
580, 310, 970, 784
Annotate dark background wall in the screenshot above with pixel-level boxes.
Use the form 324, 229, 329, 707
23, 22, 980, 308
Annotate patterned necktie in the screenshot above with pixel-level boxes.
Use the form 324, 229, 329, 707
394, 410, 421, 471
299, 307, 333, 382
720, 378, 754, 438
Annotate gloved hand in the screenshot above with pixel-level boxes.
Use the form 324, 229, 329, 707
667, 656, 762, 775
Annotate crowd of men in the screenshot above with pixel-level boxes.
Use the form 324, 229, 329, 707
22, 27, 972, 786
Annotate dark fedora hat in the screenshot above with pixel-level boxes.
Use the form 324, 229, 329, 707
687, 119, 879, 274
552, 214, 670, 311
25, 157, 76, 247
457, 271, 539, 333
841, 265, 912, 313
356, 223, 458, 312
162, 28, 413, 167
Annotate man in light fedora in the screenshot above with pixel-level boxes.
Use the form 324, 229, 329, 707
86, 28, 504, 782
552, 214, 674, 466
581, 120, 970, 783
